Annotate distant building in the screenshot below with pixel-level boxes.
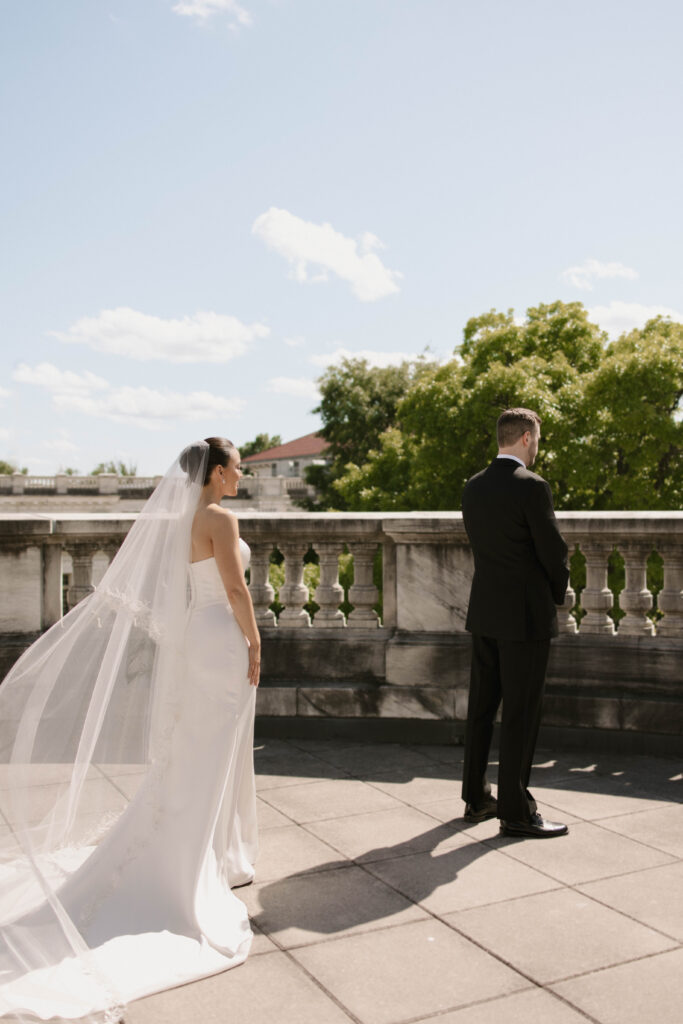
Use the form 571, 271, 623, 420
241, 432, 330, 479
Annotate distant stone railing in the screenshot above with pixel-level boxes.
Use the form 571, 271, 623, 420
0, 511, 681, 747
0, 474, 162, 497
0, 473, 317, 511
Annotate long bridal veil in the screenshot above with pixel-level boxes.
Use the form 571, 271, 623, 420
0, 441, 210, 1023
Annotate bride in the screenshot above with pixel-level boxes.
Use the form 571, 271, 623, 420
0, 437, 261, 1022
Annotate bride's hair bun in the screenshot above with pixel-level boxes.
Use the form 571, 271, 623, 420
179, 442, 207, 480
180, 437, 236, 485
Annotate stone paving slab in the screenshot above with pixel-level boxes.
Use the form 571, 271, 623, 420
104, 770, 147, 800
255, 823, 348, 881
117, 739, 683, 1024
241, 863, 428, 948
296, 741, 440, 777
127, 950, 355, 1024
408, 742, 466, 765
413, 987, 593, 1024
258, 776, 403, 822
597, 803, 683, 857
526, 778, 678, 820
306, 805, 463, 863
291, 918, 528, 1024
366, 766, 465, 808
0, 764, 102, 788
449, 887, 676, 984
254, 751, 350, 791
365, 836, 560, 914
0, 774, 127, 827
550, 947, 683, 1024
489, 819, 676, 884
247, 922, 279, 956
254, 794, 291, 829
577, 861, 683, 941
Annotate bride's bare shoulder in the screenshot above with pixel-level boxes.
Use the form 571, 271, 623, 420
204, 503, 239, 535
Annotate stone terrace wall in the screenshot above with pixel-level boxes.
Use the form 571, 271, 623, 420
1, 512, 682, 751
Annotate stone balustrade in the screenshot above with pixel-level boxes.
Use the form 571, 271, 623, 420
0, 474, 162, 497
0, 473, 315, 512
0, 511, 682, 749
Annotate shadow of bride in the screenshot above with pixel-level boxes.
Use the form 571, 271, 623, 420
248, 817, 495, 940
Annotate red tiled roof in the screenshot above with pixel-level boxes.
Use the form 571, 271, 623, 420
241, 432, 330, 463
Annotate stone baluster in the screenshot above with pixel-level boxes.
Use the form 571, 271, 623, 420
11, 473, 25, 495
65, 543, 98, 609
107, 539, 123, 565
348, 543, 380, 628
247, 543, 277, 627
656, 543, 683, 638
41, 543, 63, 628
312, 543, 345, 628
381, 538, 398, 629
278, 542, 311, 627
578, 541, 615, 635
618, 542, 655, 636
559, 581, 578, 634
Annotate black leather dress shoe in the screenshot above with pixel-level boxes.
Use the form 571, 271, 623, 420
499, 812, 568, 838
463, 797, 498, 822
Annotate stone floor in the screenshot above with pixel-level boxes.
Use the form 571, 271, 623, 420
120, 737, 682, 1024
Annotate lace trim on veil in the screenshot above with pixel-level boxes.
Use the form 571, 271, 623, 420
95, 587, 167, 642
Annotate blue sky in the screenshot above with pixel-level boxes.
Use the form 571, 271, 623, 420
2, 0, 682, 474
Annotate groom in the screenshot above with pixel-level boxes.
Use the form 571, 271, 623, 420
461, 408, 569, 838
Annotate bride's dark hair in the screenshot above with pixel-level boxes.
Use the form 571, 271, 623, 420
180, 437, 236, 485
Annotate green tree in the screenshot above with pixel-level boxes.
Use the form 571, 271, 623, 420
238, 433, 282, 463
0, 460, 27, 475
306, 356, 435, 509
334, 302, 683, 511
575, 317, 683, 508
91, 460, 138, 476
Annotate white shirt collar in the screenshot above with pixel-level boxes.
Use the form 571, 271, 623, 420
496, 453, 525, 468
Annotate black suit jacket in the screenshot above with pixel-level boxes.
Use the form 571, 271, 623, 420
462, 458, 569, 641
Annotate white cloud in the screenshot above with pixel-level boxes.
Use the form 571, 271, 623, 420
43, 437, 79, 453
0, 386, 10, 399
284, 335, 306, 348
588, 301, 683, 339
14, 362, 244, 430
266, 377, 320, 399
310, 347, 419, 370
55, 387, 245, 430
52, 308, 269, 363
172, 0, 251, 27
13, 363, 109, 394
561, 258, 638, 291
0, 427, 10, 441
252, 207, 402, 302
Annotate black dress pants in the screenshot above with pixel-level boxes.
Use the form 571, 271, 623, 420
462, 633, 550, 822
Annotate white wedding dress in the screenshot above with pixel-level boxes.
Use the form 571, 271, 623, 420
0, 541, 258, 1020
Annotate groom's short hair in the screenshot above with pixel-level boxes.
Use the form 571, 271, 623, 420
497, 408, 541, 447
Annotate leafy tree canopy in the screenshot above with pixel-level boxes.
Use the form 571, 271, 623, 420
305, 356, 436, 509
238, 433, 282, 461
0, 460, 27, 475
90, 460, 138, 476
332, 302, 683, 511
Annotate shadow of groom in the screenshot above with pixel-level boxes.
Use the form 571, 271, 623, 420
249, 817, 496, 941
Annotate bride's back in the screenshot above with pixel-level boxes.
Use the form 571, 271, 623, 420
190, 503, 219, 563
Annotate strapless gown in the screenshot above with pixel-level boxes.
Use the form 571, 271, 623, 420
0, 542, 258, 1019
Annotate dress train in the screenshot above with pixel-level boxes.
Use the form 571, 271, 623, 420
0, 550, 257, 1020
